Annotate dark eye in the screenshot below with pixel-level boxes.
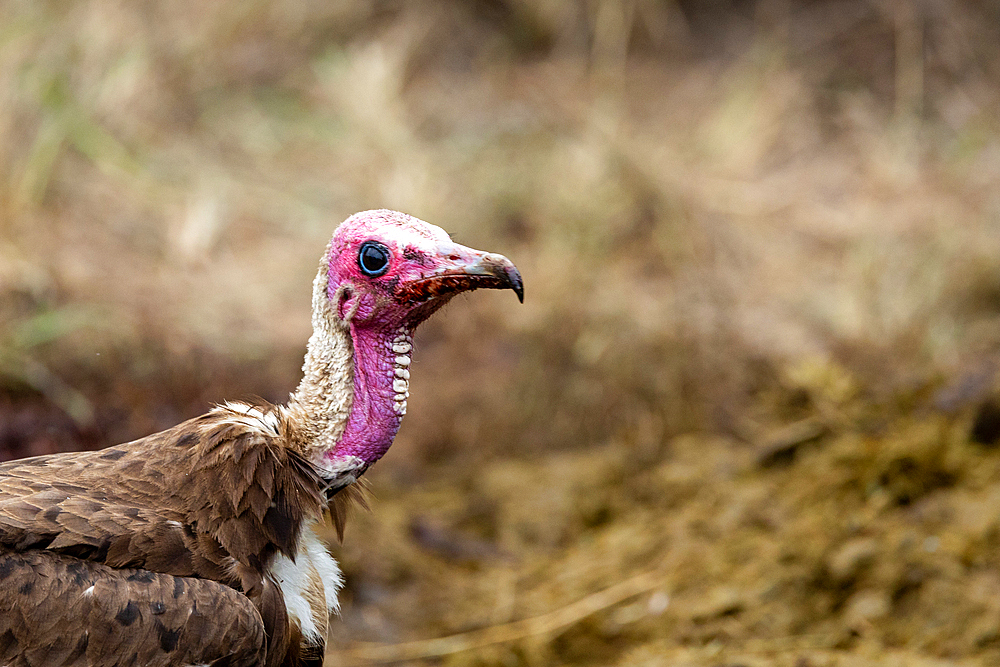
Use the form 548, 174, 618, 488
358, 241, 390, 277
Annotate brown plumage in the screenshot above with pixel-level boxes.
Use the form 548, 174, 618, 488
0, 549, 266, 667
0, 405, 322, 666
0, 210, 523, 667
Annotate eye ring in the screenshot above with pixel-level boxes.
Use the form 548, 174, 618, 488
358, 241, 391, 277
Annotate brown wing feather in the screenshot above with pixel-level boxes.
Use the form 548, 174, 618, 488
0, 547, 266, 667
328, 479, 370, 542
0, 403, 331, 667
0, 407, 325, 575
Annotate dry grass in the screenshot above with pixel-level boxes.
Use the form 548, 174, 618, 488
4, 0, 1000, 665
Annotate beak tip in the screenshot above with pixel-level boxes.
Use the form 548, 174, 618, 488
506, 266, 524, 303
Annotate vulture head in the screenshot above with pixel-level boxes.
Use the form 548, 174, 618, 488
325, 209, 523, 328
309, 209, 522, 481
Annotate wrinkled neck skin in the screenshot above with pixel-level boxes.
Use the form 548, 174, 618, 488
286, 266, 416, 489
336, 322, 411, 472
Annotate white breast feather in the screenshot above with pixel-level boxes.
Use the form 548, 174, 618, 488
268, 526, 342, 645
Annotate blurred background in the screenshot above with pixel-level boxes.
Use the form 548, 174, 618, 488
3, 0, 1000, 664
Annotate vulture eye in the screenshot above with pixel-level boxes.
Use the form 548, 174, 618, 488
358, 241, 391, 277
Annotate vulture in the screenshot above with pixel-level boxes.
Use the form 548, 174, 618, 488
0, 210, 523, 667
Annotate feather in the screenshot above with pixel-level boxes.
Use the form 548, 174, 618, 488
328, 478, 371, 542
0, 548, 266, 667
0, 414, 338, 664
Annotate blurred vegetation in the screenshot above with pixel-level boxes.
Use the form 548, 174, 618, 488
3, 0, 1000, 665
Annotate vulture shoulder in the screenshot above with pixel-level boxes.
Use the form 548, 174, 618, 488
0, 402, 330, 667
0, 403, 323, 577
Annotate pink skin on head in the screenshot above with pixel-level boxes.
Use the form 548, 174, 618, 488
322, 210, 522, 474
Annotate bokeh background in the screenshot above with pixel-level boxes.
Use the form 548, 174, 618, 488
3, 1, 1000, 665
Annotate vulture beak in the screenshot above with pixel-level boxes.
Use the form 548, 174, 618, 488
397, 246, 524, 304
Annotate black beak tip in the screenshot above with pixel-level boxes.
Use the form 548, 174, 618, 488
507, 267, 524, 303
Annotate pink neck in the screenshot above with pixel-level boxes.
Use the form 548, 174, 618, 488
324, 323, 411, 472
